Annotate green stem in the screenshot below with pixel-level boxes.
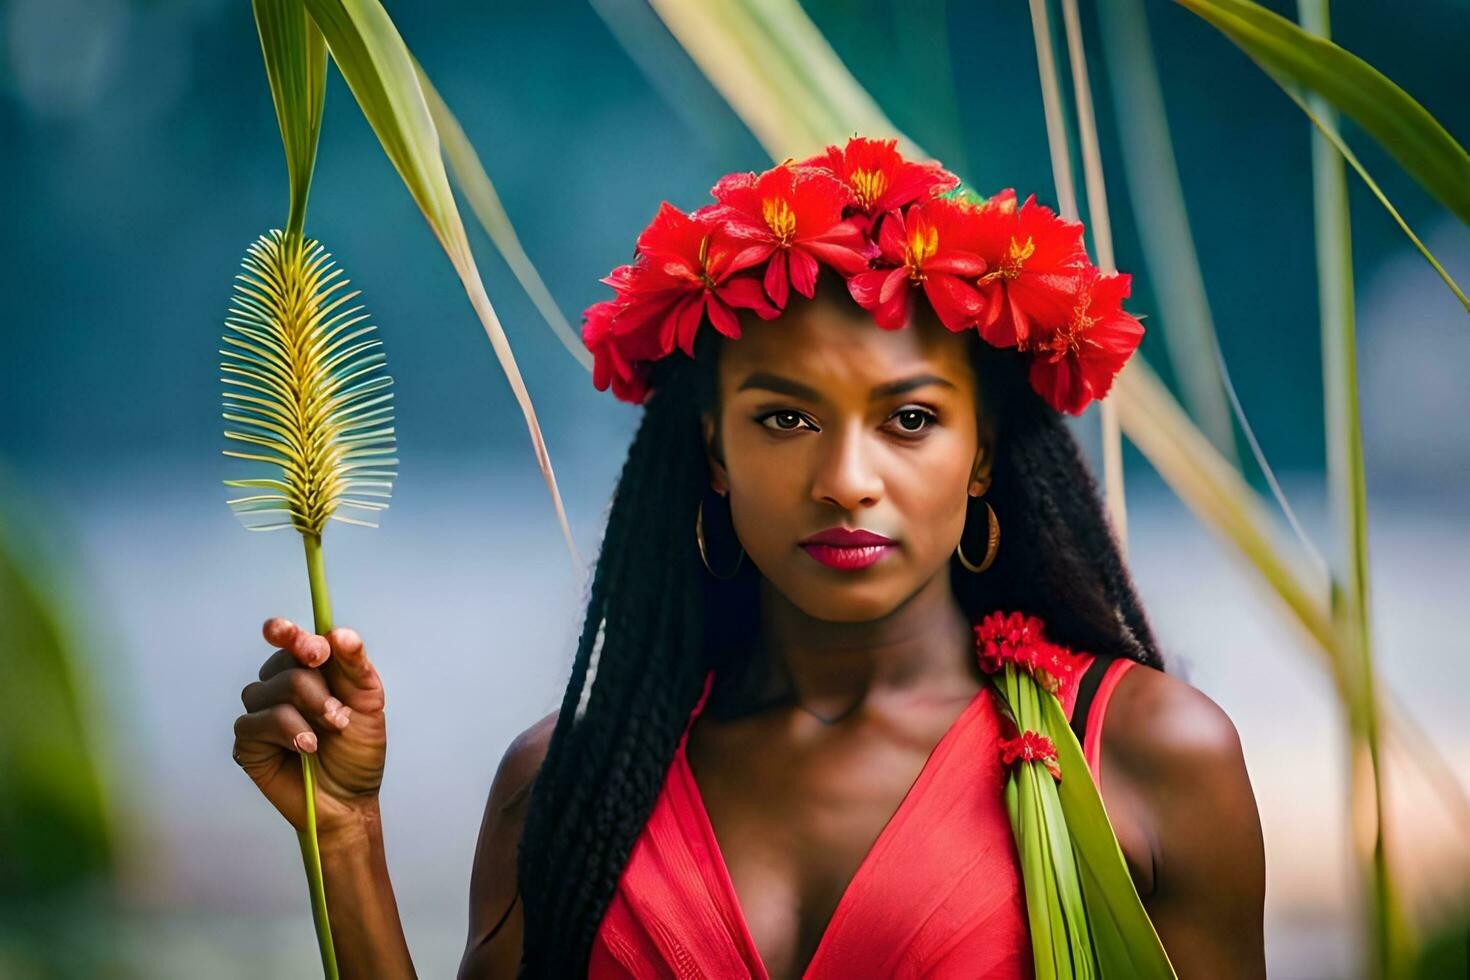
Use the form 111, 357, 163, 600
1296, 3, 1402, 974
299, 531, 338, 978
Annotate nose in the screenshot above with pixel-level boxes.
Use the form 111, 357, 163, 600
810, 420, 883, 511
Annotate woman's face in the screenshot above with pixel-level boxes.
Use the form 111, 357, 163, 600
702, 289, 993, 623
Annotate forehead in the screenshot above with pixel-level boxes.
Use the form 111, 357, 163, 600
717, 291, 977, 400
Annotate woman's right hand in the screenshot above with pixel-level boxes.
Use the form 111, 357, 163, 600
232, 618, 388, 841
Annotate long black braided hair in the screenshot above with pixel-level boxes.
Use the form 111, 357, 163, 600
514, 293, 1166, 976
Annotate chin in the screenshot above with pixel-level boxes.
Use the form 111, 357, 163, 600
777, 576, 909, 624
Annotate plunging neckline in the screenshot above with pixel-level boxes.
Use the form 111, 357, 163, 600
675, 678, 992, 979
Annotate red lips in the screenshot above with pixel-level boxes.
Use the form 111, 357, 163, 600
799, 527, 894, 547
798, 527, 896, 570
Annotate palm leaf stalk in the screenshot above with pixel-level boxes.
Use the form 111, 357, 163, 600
224, 227, 396, 980
221, 3, 396, 974
985, 645, 1176, 976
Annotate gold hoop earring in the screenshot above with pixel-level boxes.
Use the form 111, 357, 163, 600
696, 496, 745, 579
956, 497, 1000, 573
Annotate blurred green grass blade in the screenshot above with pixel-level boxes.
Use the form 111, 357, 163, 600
0, 475, 114, 899
252, 0, 326, 242
1297, 2, 1405, 972
1041, 695, 1176, 976
410, 58, 593, 372
301, 0, 579, 570
1174, 0, 1470, 224
1271, 69, 1469, 312
1097, 0, 1239, 459
648, 0, 901, 158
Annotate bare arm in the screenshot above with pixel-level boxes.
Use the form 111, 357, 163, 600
457, 709, 558, 980
1104, 667, 1268, 977
318, 804, 416, 977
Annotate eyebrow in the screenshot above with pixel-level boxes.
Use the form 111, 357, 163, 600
736, 370, 957, 401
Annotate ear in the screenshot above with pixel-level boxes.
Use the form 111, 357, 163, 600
970, 417, 996, 495
701, 410, 730, 495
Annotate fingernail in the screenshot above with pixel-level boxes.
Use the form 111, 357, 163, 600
303, 636, 330, 666
294, 732, 318, 753
324, 697, 347, 728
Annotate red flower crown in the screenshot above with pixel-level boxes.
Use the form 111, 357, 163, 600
581, 136, 1145, 415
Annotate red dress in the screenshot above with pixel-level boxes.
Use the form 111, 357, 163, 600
590, 648, 1137, 978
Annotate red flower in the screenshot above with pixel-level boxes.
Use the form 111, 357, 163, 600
1032, 643, 1077, 699
998, 731, 1062, 782
707, 162, 876, 309
847, 198, 988, 331
1028, 268, 1144, 416
974, 609, 1080, 697
582, 297, 651, 404
974, 610, 1049, 675
972, 190, 1089, 349
608, 203, 781, 359
798, 136, 958, 232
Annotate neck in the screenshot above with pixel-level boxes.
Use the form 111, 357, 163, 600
750, 571, 982, 716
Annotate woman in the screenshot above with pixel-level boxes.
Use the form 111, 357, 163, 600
231, 139, 1266, 978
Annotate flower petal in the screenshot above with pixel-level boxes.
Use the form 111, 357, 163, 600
764, 249, 790, 309
847, 269, 890, 309
705, 293, 743, 340
717, 276, 781, 319
789, 248, 820, 299
923, 274, 985, 331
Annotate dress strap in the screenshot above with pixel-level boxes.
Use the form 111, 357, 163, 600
1068, 654, 1117, 748
678, 669, 717, 753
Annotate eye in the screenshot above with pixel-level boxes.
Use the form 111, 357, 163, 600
756, 410, 818, 434
887, 406, 938, 437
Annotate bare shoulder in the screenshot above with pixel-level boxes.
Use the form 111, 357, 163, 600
494, 707, 560, 812
1104, 663, 1246, 775
458, 708, 559, 980
1100, 664, 1267, 976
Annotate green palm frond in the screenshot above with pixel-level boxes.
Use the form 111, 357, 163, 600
221, 228, 397, 534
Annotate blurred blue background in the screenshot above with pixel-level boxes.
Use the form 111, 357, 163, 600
1, 0, 1467, 976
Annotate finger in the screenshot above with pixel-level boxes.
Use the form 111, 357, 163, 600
262, 617, 330, 668
241, 668, 352, 732
232, 703, 319, 764
323, 627, 375, 686
258, 648, 297, 681
322, 627, 385, 708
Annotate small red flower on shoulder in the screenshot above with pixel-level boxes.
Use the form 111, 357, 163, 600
1028, 267, 1145, 416
998, 730, 1062, 782
974, 610, 1048, 673
706, 161, 877, 309
973, 609, 1077, 699
847, 198, 988, 331
798, 136, 958, 233
971, 190, 1089, 350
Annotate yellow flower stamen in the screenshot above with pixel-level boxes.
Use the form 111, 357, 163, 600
850, 168, 888, 209
697, 233, 716, 287
979, 235, 1036, 285
1041, 287, 1097, 359
906, 221, 939, 279
762, 197, 797, 243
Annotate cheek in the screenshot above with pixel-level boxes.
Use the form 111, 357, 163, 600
721, 430, 800, 535
887, 460, 971, 554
